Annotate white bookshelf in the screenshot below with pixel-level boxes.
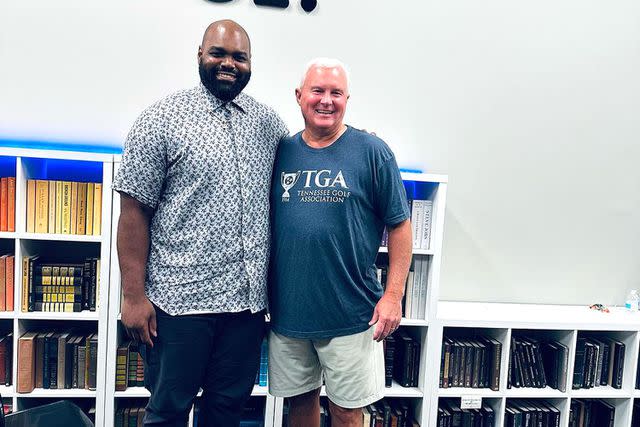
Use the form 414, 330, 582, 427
0, 147, 113, 427
430, 301, 640, 426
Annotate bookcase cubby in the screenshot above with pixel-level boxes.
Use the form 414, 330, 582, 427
0, 147, 113, 427
432, 302, 640, 426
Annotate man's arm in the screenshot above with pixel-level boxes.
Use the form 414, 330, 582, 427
369, 218, 412, 341
117, 193, 157, 347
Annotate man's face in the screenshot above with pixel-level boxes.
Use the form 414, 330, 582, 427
198, 25, 251, 102
296, 66, 349, 134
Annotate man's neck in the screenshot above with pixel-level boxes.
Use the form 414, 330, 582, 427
302, 124, 348, 149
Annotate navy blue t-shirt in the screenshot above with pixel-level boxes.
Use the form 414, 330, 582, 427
269, 126, 410, 339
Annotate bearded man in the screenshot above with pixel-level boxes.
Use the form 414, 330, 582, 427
113, 20, 288, 427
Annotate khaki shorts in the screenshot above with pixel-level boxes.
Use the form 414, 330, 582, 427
268, 326, 385, 409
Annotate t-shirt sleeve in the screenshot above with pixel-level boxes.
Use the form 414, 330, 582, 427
374, 153, 410, 226
112, 108, 166, 209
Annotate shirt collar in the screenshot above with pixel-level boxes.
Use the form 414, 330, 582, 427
199, 82, 248, 114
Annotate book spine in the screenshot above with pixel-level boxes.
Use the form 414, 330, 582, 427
35, 180, 49, 233
70, 181, 78, 234
7, 177, 15, 232
17, 335, 35, 393
77, 182, 87, 235
92, 183, 102, 235
5, 256, 13, 312
55, 180, 63, 234
26, 179, 36, 233
420, 200, 433, 249
61, 181, 71, 234
0, 177, 7, 231
48, 180, 56, 233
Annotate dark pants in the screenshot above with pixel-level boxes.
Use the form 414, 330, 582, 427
141, 306, 266, 427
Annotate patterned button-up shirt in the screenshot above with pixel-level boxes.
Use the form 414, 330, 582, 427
113, 84, 288, 315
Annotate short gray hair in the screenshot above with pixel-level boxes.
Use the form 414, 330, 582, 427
299, 57, 350, 92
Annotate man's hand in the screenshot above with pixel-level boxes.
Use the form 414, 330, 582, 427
369, 292, 403, 342
122, 295, 157, 347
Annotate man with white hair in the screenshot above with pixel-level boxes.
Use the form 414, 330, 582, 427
268, 58, 413, 426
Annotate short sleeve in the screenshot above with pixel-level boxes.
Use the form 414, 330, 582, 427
112, 108, 167, 209
374, 153, 410, 226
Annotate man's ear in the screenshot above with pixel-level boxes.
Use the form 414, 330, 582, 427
295, 88, 302, 105
197, 46, 203, 60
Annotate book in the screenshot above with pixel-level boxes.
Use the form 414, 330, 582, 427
93, 183, 102, 235
35, 179, 49, 233
47, 180, 56, 233
0, 177, 7, 231
70, 181, 78, 234
61, 181, 72, 234
26, 179, 36, 233
7, 177, 15, 232
17, 331, 38, 393
115, 342, 129, 391
55, 180, 63, 234
77, 182, 87, 235
86, 182, 94, 235
420, 200, 433, 249
0, 255, 6, 311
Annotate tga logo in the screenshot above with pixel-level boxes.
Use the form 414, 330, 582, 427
206, 0, 318, 13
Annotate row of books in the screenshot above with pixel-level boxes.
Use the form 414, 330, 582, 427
572, 336, 625, 390
384, 330, 421, 388
362, 399, 420, 427
505, 399, 561, 427
282, 398, 419, 427
17, 330, 99, 393
0, 254, 15, 311
439, 335, 502, 390
0, 177, 16, 232
569, 399, 615, 427
115, 341, 145, 391
26, 179, 102, 235
0, 333, 12, 386
437, 399, 495, 427
21, 256, 100, 312
380, 199, 433, 251
508, 336, 569, 391
114, 404, 145, 427
376, 257, 429, 320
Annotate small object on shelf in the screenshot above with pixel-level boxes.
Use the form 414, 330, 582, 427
589, 303, 609, 313
625, 289, 639, 312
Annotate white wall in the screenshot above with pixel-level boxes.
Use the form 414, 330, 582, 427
1, 0, 639, 305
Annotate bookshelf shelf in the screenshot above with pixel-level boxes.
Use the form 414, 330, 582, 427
378, 247, 434, 256
318, 382, 424, 399
17, 311, 100, 321
438, 387, 503, 398
18, 388, 97, 398
0, 232, 17, 239
400, 318, 429, 327
0, 312, 15, 319
114, 385, 269, 399
570, 387, 631, 399
504, 386, 567, 398
17, 232, 103, 243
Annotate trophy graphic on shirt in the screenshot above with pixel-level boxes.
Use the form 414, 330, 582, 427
281, 171, 301, 202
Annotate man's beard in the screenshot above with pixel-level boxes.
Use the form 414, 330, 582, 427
199, 62, 251, 102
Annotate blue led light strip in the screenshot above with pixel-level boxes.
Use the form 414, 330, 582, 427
0, 138, 123, 154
